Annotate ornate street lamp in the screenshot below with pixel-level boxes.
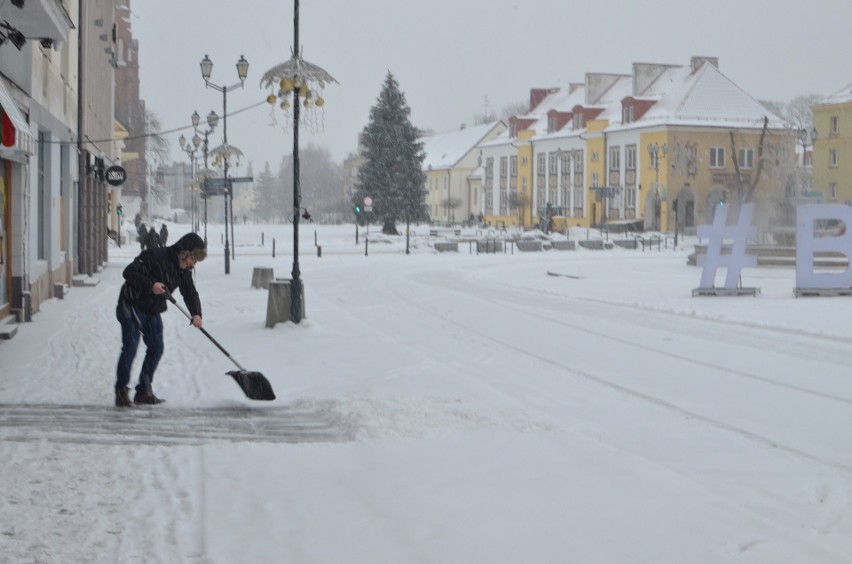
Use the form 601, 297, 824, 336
199, 54, 249, 274
178, 132, 202, 231
261, 0, 338, 323
190, 109, 218, 240
647, 142, 667, 232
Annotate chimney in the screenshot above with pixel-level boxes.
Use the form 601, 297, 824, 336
632, 63, 680, 96
691, 56, 719, 74
529, 88, 550, 112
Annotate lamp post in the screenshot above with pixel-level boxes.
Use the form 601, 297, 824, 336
261, 0, 338, 323
647, 142, 667, 233
200, 54, 249, 275
191, 109, 219, 240
177, 132, 200, 232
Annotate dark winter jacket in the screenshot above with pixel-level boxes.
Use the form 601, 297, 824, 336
147, 227, 162, 249
119, 233, 205, 317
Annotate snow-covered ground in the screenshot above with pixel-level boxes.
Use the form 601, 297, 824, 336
2, 221, 852, 563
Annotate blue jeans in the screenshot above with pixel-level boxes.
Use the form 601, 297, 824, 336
115, 301, 164, 392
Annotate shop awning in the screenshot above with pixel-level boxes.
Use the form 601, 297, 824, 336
0, 79, 36, 157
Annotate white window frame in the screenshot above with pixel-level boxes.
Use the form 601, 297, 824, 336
710, 147, 725, 168
626, 186, 636, 208
609, 146, 620, 171
831, 149, 839, 167
626, 145, 636, 170
738, 148, 754, 169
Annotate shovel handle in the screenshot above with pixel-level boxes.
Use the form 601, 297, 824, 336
164, 292, 246, 372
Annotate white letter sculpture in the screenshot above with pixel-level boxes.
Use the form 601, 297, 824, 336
695, 203, 758, 294
795, 204, 852, 293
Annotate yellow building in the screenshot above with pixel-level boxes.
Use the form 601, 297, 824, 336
480, 57, 793, 233
812, 83, 852, 203
421, 121, 505, 225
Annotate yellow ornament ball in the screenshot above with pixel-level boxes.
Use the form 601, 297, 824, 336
315, 97, 325, 107
266, 94, 276, 105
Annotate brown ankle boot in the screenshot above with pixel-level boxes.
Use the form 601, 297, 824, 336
115, 387, 134, 407
134, 390, 165, 405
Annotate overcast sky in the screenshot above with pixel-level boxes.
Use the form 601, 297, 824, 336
130, 0, 852, 171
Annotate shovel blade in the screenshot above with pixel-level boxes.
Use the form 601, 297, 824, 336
227, 370, 276, 401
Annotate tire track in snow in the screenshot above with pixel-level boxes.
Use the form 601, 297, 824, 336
387, 269, 852, 477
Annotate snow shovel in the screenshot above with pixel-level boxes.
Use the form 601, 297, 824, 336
165, 292, 276, 401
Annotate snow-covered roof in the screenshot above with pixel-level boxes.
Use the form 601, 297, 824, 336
816, 81, 852, 106
482, 58, 784, 150
639, 63, 785, 128
421, 121, 504, 170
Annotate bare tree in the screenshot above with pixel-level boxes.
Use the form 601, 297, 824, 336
729, 116, 770, 205
146, 110, 171, 207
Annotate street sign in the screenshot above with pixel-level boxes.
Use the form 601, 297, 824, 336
105, 165, 127, 186
363, 196, 373, 206
229, 176, 253, 183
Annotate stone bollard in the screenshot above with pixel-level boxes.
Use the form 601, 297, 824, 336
251, 267, 274, 289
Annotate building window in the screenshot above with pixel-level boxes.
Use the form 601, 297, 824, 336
486, 157, 493, 178
622, 105, 634, 124
831, 116, 839, 134
548, 116, 556, 133
710, 147, 725, 168
510, 156, 517, 177
609, 146, 620, 171
573, 185, 584, 214
626, 145, 636, 170
591, 151, 599, 162
830, 182, 838, 199
626, 186, 636, 208
549, 153, 558, 175
500, 156, 507, 177
574, 151, 584, 173
738, 148, 754, 169
573, 114, 584, 129
831, 149, 839, 167
591, 172, 600, 187
538, 153, 546, 176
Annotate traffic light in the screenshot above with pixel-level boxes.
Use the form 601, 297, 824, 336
354, 203, 362, 215
720, 190, 728, 205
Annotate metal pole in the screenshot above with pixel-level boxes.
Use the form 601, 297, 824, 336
223, 88, 230, 274
290, 0, 303, 323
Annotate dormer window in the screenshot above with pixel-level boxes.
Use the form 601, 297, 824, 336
573, 113, 585, 129
548, 115, 557, 133
622, 105, 634, 124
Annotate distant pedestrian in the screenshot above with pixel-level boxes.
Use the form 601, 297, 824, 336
137, 222, 147, 251
159, 223, 169, 246
147, 226, 161, 249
